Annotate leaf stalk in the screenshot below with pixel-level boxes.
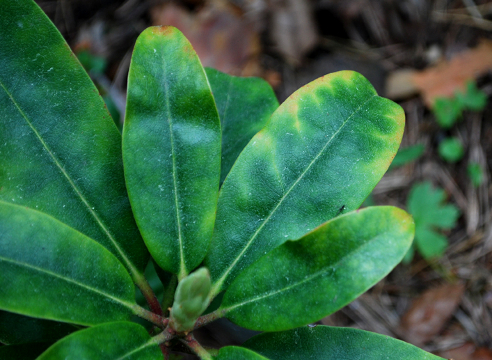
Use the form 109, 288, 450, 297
134, 273, 164, 316
132, 305, 168, 328
181, 334, 213, 360
193, 308, 227, 330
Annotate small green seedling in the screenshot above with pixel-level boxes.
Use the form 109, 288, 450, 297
438, 137, 464, 163
0, 1, 444, 359
433, 80, 487, 128
76, 49, 107, 76
389, 144, 425, 169
467, 162, 485, 187
456, 81, 488, 111
404, 182, 460, 263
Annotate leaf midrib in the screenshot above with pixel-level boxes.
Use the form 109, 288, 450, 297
222, 230, 389, 313
162, 62, 186, 280
0, 79, 138, 280
212, 94, 377, 293
0, 256, 135, 310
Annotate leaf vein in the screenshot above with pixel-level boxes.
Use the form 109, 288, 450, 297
224, 231, 386, 312
0, 80, 138, 280
162, 67, 186, 279
0, 255, 135, 309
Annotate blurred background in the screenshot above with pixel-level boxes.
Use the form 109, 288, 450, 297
36, 0, 492, 358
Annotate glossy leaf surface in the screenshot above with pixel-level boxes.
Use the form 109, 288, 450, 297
221, 207, 414, 331
0, 0, 147, 278
243, 326, 444, 359
205, 68, 279, 183
0, 311, 75, 345
123, 26, 221, 278
206, 71, 405, 293
0, 202, 137, 326
37, 322, 162, 360
216, 346, 270, 360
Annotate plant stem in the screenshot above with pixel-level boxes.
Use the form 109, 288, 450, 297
203, 347, 219, 357
132, 305, 168, 328
193, 308, 227, 330
134, 272, 163, 316
182, 334, 213, 360
151, 327, 177, 344
159, 343, 170, 359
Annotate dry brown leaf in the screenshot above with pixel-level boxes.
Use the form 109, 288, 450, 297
386, 39, 492, 106
150, 1, 260, 76
438, 343, 475, 360
400, 282, 466, 346
438, 343, 492, 360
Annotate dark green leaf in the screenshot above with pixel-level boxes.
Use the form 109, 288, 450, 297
206, 71, 405, 294
438, 137, 464, 163
0, 343, 50, 360
37, 322, 162, 360
0, 0, 148, 279
243, 326, 444, 359
216, 346, 270, 360
0, 311, 76, 345
0, 201, 137, 326
220, 206, 414, 331
123, 27, 221, 279
205, 68, 279, 183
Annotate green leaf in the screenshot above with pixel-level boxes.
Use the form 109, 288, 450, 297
438, 137, 464, 163
216, 346, 270, 360
0, 0, 148, 279
415, 227, 448, 259
407, 182, 459, 260
0, 343, 50, 360
389, 144, 424, 169
37, 322, 162, 360
408, 182, 460, 229
0, 201, 137, 326
220, 206, 414, 331
243, 326, 444, 359
468, 162, 485, 187
206, 71, 405, 294
123, 26, 221, 279
433, 97, 462, 128
205, 68, 279, 183
0, 311, 76, 345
